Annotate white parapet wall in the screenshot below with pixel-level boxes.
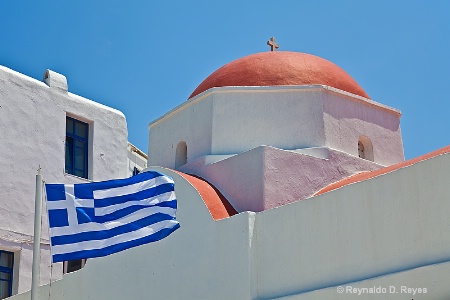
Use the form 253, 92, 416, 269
8, 151, 450, 300
252, 151, 450, 299
8, 168, 256, 300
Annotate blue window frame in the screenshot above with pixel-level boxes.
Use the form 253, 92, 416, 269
65, 117, 89, 179
0, 250, 14, 298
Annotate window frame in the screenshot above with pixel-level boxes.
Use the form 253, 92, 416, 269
0, 250, 14, 298
65, 116, 89, 179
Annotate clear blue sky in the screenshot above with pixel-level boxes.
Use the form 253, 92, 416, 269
1, 1, 449, 159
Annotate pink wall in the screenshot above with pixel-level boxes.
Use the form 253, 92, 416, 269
180, 146, 384, 212
323, 91, 404, 166
262, 147, 384, 210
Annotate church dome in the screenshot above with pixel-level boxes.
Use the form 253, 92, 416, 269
189, 51, 369, 99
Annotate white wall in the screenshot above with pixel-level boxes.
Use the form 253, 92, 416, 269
9, 152, 450, 300
148, 95, 214, 168
253, 152, 450, 299
0, 66, 128, 295
181, 146, 266, 212
210, 88, 325, 154
148, 87, 326, 168
277, 261, 450, 299
148, 85, 404, 170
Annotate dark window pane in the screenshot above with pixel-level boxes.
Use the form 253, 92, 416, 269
74, 146, 85, 170
65, 137, 74, 173
67, 260, 82, 273
0, 252, 13, 268
0, 280, 10, 298
74, 170, 85, 178
66, 118, 73, 135
0, 251, 13, 298
133, 167, 140, 176
74, 140, 85, 148
75, 121, 87, 139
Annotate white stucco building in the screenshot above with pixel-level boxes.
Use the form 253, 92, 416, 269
127, 142, 148, 176
149, 52, 405, 212
0, 66, 146, 298
5, 51, 450, 299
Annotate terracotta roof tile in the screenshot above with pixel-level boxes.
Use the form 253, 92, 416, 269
173, 170, 237, 220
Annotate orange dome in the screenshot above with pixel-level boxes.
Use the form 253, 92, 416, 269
189, 51, 369, 99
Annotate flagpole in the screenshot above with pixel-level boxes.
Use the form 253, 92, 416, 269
31, 168, 43, 300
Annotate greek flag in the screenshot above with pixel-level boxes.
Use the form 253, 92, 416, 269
45, 171, 180, 263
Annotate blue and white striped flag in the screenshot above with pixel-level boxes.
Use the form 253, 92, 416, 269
45, 171, 180, 263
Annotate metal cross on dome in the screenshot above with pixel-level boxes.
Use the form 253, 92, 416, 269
267, 37, 279, 51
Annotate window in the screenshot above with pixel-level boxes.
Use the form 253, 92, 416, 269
64, 259, 86, 274
132, 167, 141, 176
0, 250, 14, 299
175, 141, 187, 169
358, 136, 374, 162
358, 141, 365, 159
65, 117, 89, 179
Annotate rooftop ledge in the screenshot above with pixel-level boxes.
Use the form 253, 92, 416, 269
149, 85, 401, 128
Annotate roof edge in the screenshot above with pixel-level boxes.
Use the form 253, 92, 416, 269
314, 145, 450, 196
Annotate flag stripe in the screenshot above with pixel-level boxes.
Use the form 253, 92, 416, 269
51, 212, 175, 245
94, 191, 175, 216
50, 205, 176, 236
92, 200, 176, 223
52, 224, 180, 263
47, 190, 176, 220
93, 175, 173, 199
94, 183, 174, 209
75, 172, 164, 194
51, 219, 179, 255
